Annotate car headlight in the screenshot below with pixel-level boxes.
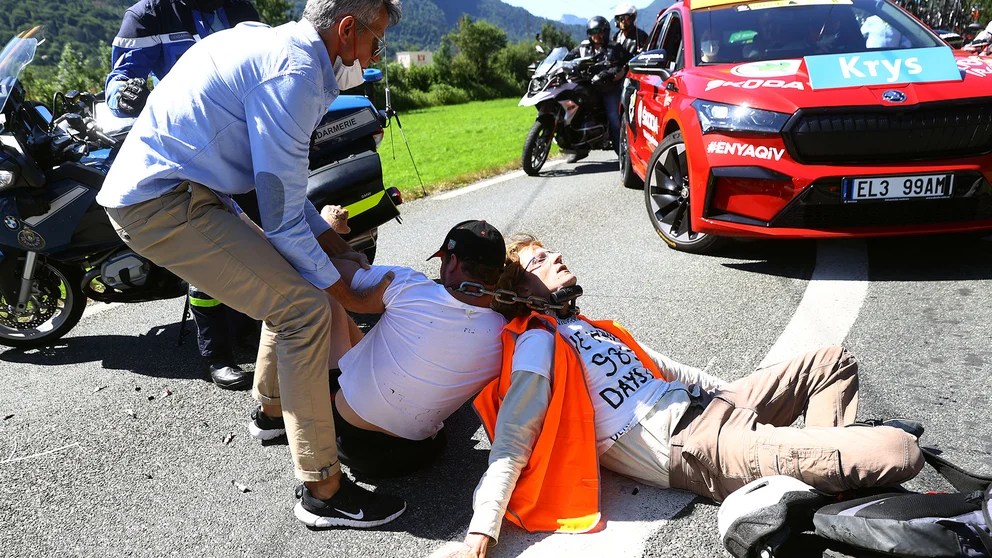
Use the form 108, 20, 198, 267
693, 100, 789, 134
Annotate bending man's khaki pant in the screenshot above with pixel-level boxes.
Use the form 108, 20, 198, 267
670, 346, 924, 501
105, 183, 339, 482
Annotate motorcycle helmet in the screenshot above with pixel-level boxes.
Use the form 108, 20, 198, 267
718, 476, 830, 558
614, 3, 638, 22
587, 16, 610, 38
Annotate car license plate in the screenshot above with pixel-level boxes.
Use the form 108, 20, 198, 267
843, 173, 954, 202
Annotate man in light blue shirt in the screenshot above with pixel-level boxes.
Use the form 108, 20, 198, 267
99, 0, 407, 529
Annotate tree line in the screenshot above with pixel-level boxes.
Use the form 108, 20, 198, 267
12, 0, 293, 107
375, 17, 575, 111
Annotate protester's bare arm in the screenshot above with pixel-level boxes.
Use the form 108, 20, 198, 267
324, 273, 392, 314
467, 369, 552, 545
330, 255, 362, 288
316, 226, 369, 270
644, 345, 728, 391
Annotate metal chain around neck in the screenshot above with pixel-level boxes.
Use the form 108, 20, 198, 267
454, 281, 574, 315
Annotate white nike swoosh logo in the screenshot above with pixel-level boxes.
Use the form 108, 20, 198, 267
334, 508, 365, 520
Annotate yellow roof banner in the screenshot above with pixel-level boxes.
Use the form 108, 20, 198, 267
689, 0, 852, 10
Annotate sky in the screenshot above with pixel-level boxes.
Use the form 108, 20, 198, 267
500, 0, 655, 22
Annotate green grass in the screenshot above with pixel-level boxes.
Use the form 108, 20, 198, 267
378, 97, 555, 199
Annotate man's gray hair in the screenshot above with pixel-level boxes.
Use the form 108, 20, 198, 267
303, 0, 402, 32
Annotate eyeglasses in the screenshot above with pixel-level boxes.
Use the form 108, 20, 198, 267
614, 15, 633, 22
523, 249, 560, 272
354, 17, 386, 59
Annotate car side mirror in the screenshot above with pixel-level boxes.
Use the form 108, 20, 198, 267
628, 49, 672, 77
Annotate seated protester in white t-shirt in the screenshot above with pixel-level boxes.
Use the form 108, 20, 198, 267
329, 220, 508, 478
452, 233, 925, 558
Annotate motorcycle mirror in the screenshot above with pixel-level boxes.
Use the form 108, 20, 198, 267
535, 44, 545, 53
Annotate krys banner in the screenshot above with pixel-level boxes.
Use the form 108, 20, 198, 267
804, 46, 962, 90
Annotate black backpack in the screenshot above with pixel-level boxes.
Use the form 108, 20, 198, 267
812, 449, 992, 558
813, 485, 992, 557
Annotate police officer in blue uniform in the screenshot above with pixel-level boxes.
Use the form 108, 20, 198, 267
106, 0, 261, 390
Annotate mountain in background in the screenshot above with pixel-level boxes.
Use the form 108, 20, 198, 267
559, 0, 678, 35
289, 0, 585, 51
560, 14, 586, 26
638, 0, 678, 32
0, 0, 640, 67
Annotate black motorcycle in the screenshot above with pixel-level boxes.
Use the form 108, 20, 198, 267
0, 27, 401, 348
519, 47, 612, 176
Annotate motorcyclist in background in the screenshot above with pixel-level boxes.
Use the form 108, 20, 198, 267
105, 0, 262, 390
612, 3, 649, 62
563, 16, 626, 162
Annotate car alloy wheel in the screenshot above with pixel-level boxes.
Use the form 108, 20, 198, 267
644, 131, 721, 253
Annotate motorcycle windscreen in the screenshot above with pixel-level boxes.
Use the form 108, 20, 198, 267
306, 150, 398, 237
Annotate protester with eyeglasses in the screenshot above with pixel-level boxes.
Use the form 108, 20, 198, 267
98, 0, 407, 529
451, 233, 924, 557
563, 16, 627, 161
612, 3, 649, 61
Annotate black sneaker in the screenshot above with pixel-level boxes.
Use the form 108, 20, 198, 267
566, 151, 588, 164
854, 418, 925, 438
294, 477, 406, 529
247, 407, 286, 440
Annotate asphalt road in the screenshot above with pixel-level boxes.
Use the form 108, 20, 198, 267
1, 152, 990, 557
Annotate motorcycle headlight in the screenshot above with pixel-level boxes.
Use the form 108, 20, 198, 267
528, 76, 547, 94
693, 100, 789, 134
0, 170, 14, 189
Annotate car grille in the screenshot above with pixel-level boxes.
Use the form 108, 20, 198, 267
782, 98, 992, 164
770, 174, 992, 229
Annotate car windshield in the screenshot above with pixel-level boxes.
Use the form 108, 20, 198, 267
0, 26, 43, 114
533, 47, 569, 78
691, 0, 942, 65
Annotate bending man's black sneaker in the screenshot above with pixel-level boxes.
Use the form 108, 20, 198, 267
294, 477, 406, 528
247, 406, 286, 440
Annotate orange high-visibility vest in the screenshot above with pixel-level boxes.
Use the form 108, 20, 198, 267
474, 312, 669, 534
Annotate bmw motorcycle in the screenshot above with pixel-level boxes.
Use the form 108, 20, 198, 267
519, 47, 613, 176
0, 27, 401, 348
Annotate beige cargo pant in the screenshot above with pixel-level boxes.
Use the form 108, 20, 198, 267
105, 182, 339, 482
670, 346, 924, 501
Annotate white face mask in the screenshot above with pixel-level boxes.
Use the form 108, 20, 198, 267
701, 40, 720, 58
333, 57, 365, 91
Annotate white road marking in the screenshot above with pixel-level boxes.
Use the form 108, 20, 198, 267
434, 160, 565, 200
758, 239, 869, 368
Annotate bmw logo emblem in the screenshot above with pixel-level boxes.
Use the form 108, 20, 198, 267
3, 215, 18, 230
882, 90, 907, 103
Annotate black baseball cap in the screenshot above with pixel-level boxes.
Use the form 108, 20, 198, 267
427, 220, 506, 268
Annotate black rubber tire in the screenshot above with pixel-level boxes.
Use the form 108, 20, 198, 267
619, 124, 644, 190
643, 131, 723, 254
522, 119, 554, 176
0, 259, 87, 348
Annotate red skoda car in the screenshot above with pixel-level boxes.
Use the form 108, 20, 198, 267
621, 0, 992, 252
